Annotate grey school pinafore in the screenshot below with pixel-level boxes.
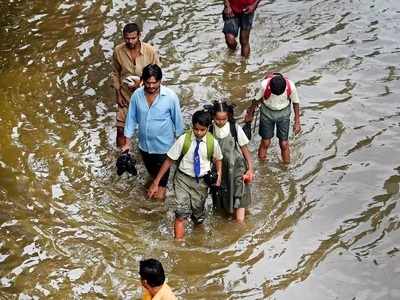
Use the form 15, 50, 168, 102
213, 124, 251, 214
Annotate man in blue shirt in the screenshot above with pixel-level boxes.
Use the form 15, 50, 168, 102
122, 64, 184, 200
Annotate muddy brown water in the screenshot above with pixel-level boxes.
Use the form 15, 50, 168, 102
1, 0, 400, 299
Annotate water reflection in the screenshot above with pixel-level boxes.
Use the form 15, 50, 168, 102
1, 0, 400, 299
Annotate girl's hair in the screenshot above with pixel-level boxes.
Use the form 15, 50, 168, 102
212, 100, 235, 121
211, 101, 239, 145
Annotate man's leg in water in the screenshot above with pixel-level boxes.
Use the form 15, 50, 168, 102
225, 33, 237, 50
239, 12, 254, 57
258, 114, 274, 161
116, 126, 126, 148
239, 29, 251, 57
223, 14, 239, 51
258, 138, 271, 161
140, 151, 170, 200
276, 116, 291, 164
279, 139, 290, 164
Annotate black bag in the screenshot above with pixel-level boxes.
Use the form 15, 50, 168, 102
203, 165, 218, 187
116, 151, 137, 176
211, 185, 224, 209
242, 121, 252, 140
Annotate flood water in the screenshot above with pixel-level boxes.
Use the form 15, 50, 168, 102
1, 0, 400, 299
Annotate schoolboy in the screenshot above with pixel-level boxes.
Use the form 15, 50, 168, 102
245, 73, 301, 163
148, 110, 223, 239
139, 258, 176, 300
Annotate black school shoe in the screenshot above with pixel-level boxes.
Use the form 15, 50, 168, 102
116, 151, 137, 176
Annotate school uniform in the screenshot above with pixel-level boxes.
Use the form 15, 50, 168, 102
167, 131, 223, 223
212, 122, 251, 214
257, 78, 300, 140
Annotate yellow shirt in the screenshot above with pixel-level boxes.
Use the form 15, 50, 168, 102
111, 41, 160, 101
142, 284, 177, 300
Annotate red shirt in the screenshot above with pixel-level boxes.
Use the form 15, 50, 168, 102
229, 0, 257, 14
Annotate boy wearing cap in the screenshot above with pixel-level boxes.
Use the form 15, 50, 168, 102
245, 73, 301, 163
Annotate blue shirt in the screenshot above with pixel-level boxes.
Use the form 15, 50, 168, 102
124, 85, 184, 154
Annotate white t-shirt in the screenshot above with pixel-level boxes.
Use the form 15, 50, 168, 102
213, 122, 249, 147
257, 78, 300, 111
167, 131, 223, 177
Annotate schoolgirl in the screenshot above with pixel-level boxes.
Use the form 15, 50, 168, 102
211, 101, 254, 223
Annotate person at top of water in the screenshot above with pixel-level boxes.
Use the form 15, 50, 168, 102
245, 72, 301, 163
147, 110, 223, 240
222, 0, 262, 57
210, 100, 254, 223
140, 258, 177, 300
122, 64, 184, 200
111, 22, 160, 148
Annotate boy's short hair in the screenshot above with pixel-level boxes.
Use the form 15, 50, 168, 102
270, 75, 286, 95
142, 64, 162, 81
139, 259, 165, 287
192, 110, 212, 127
123, 23, 141, 35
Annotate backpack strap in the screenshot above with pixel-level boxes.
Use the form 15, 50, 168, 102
263, 73, 292, 100
210, 122, 239, 149
181, 130, 192, 157
263, 76, 273, 99
181, 130, 214, 161
208, 124, 214, 134
285, 78, 292, 97
229, 121, 239, 148
205, 132, 214, 161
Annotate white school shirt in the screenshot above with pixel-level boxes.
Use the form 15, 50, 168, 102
257, 78, 300, 111
167, 131, 223, 177
213, 122, 249, 147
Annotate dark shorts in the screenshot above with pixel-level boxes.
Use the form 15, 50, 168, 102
222, 12, 254, 37
259, 105, 291, 141
140, 150, 170, 187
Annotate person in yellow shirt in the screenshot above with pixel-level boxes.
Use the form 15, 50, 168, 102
140, 259, 177, 300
